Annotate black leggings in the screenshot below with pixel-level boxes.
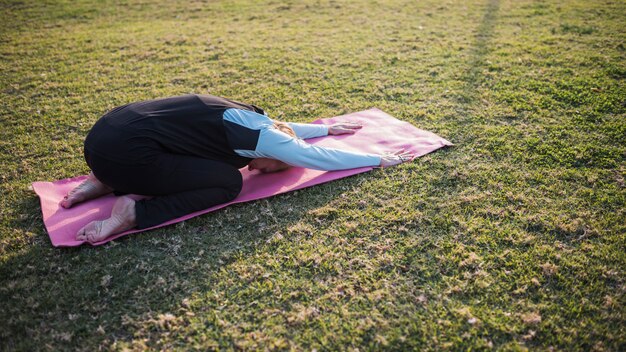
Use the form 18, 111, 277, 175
85, 151, 243, 229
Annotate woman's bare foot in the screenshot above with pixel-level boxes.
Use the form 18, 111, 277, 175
76, 196, 137, 243
60, 172, 113, 208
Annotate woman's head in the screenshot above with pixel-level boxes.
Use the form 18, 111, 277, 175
248, 158, 291, 173
247, 122, 295, 173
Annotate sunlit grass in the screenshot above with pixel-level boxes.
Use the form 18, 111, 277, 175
1, 0, 624, 350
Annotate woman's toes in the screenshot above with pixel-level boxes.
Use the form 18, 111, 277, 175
75, 197, 136, 243
78, 221, 100, 242
88, 222, 108, 242
77, 221, 99, 241
61, 175, 113, 210
60, 196, 72, 208
76, 224, 87, 240
61, 189, 84, 209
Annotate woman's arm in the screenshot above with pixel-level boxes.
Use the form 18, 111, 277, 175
251, 130, 412, 170
223, 109, 413, 170
286, 121, 364, 139
285, 122, 328, 139
224, 107, 363, 139
253, 129, 381, 171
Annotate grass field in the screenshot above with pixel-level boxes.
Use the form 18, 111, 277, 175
1, 0, 624, 350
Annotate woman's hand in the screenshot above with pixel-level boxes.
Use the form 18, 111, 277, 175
328, 122, 363, 135
379, 150, 414, 168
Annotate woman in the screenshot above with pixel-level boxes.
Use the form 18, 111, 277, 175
61, 94, 412, 243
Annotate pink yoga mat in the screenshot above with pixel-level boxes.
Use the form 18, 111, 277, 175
32, 109, 452, 247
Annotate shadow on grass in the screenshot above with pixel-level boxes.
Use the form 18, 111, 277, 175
457, 0, 501, 106
0, 172, 378, 350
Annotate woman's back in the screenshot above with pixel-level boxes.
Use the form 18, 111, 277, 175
86, 94, 264, 167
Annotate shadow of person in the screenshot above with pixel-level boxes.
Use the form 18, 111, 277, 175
1, 171, 376, 350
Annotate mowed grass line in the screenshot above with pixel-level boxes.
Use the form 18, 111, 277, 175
0, 0, 624, 350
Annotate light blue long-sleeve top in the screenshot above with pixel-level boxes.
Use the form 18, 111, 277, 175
222, 108, 381, 171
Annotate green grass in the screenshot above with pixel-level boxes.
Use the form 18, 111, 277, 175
1, 0, 624, 350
